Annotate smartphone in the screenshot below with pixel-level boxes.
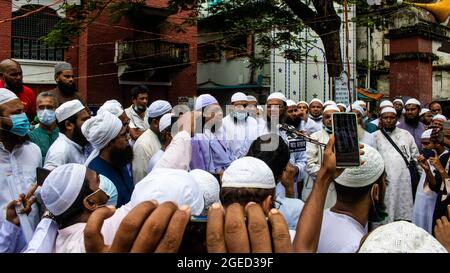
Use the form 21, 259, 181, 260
179, 215, 208, 254
422, 149, 435, 159
332, 112, 361, 167
36, 167, 51, 186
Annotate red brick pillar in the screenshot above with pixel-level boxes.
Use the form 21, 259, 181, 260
0, 0, 12, 60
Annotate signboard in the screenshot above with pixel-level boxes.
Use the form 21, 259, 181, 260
334, 71, 353, 105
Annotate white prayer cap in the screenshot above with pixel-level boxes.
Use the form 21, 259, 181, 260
393, 98, 404, 105
267, 92, 287, 103
0, 88, 18, 105
323, 105, 340, 113
41, 163, 86, 216
335, 145, 384, 187
309, 98, 323, 105
359, 221, 448, 253
189, 169, 220, 212
419, 108, 431, 116
354, 100, 366, 107
147, 100, 172, 118
405, 98, 421, 107
421, 129, 433, 139
55, 99, 85, 122
379, 100, 393, 108
222, 156, 275, 189
286, 99, 297, 107
257, 105, 264, 112
159, 113, 174, 132
231, 92, 248, 103
380, 107, 397, 115
247, 95, 257, 102
433, 114, 447, 122
82, 111, 122, 151
323, 100, 336, 107
97, 100, 124, 117
130, 168, 205, 215
297, 100, 309, 107
195, 94, 218, 111
350, 104, 365, 116
337, 103, 346, 108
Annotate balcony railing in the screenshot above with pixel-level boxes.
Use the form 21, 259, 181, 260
115, 40, 189, 66
12, 37, 64, 61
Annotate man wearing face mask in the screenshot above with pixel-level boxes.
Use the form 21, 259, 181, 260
303, 105, 340, 206
44, 100, 91, 170
82, 112, 132, 207
0, 59, 36, 120
222, 92, 258, 159
0, 88, 41, 231
125, 85, 150, 141
48, 62, 86, 107
28, 92, 59, 162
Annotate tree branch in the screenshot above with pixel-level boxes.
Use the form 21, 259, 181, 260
284, 0, 318, 23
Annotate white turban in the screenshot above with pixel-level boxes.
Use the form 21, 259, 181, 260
433, 114, 447, 122
297, 101, 309, 107
97, 100, 124, 117
337, 103, 346, 108
421, 129, 432, 139
323, 100, 336, 107
381, 107, 397, 115
393, 98, 404, 105
350, 104, 365, 116
41, 164, 86, 216
359, 221, 448, 253
323, 105, 340, 113
405, 98, 421, 107
159, 113, 174, 132
222, 156, 275, 189
130, 168, 205, 215
354, 100, 366, 107
195, 94, 218, 111
147, 100, 172, 118
419, 108, 431, 116
267, 92, 287, 103
335, 145, 384, 187
55, 99, 85, 122
309, 98, 323, 106
231, 92, 248, 103
286, 99, 297, 107
0, 88, 18, 105
189, 169, 220, 213
380, 100, 393, 108
82, 111, 123, 166
247, 95, 257, 102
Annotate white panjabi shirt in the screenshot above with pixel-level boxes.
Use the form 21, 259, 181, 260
132, 128, 161, 184
44, 133, 86, 170
221, 114, 259, 160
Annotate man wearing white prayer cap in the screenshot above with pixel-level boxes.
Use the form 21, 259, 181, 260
245, 95, 263, 127
221, 92, 258, 159
81, 112, 134, 207
393, 98, 404, 123
189, 169, 220, 216
358, 221, 447, 253
336, 103, 346, 113
309, 98, 324, 126
370, 100, 394, 127
316, 145, 387, 253
323, 100, 336, 108
48, 61, 86, 107
373, 106, 419, 224
44, 99, 91, 170
97, 99, 130, 128
304, 104, 340, 207
0, 87, 41, 241
297, 100, 321, 135
419, 108, 433, 127
398, 98, 425, 151
286, 99, 302, 130
349, 103, 376, 148
132, 100, 172, 183
432, 114, 447, 129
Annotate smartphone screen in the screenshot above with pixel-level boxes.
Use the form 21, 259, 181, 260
422, 149, 435, 159
332, 112, 360, 167
36, 167, 51, 186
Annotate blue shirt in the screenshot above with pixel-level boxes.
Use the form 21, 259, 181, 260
88, 156, 135, 207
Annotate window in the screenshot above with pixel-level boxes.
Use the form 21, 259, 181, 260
12, 5, 64, 61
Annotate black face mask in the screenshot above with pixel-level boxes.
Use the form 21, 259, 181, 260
110, 144, 134, 167
368, 198, 388, 223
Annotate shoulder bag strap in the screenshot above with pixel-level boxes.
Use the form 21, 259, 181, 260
380, 129, 410, 167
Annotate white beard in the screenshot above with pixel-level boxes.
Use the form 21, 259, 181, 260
357, 123, 365, 141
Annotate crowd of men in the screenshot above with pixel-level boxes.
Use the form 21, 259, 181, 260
0, 58, 450, 253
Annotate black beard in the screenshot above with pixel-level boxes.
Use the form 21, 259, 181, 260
110, 145, 134, 167
384, 127, 395, 133
72, 126, 89, 146
396, 111, 402, 118
4, 81, 23, 93
405, 115, 420, 126
57, 81, 77, 96
286, 116, 301, 128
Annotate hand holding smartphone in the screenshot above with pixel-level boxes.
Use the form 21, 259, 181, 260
332, 112, 361, 167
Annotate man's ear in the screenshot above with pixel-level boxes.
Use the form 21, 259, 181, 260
83, 196, 98, 212
261, 195, 273, 214
371, 184, 380, 202
65, 120, 74, 132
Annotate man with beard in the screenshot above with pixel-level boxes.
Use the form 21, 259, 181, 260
125, 85, 150, 141
0, 88, 41, 230
350, 103, 375, 148
393, 98, 404, 123
309, 98, 324, 126
373, 107, 419, 224
303, 105, 340, 206
0, 59, 36, 120
420, 108, 433, 127
82, 112, 134, 207
398, 98, 425, 152
49, 62, 86, 107
286, 99, 301, 128
297, 101, 322, 135
44, 100, 91, 170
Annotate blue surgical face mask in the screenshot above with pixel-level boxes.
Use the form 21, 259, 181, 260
37, 109, 56, 126
0, 113, 30, 136
99, 174, 118, 206
323, 125, 332, 134
232, 111, 248, 121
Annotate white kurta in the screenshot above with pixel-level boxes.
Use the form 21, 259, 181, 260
299, 118, 322, 136
373, 128, 419, 223
146, 149, 164, 174
221, 115, 258, 159
303, 130, 336, 208
132, 129, 161, 184
154, 131, 191, 171
361, 130, 376, 149
0, 141, 41, 233
125, 105, 149, 131
44, 133, 86, 170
